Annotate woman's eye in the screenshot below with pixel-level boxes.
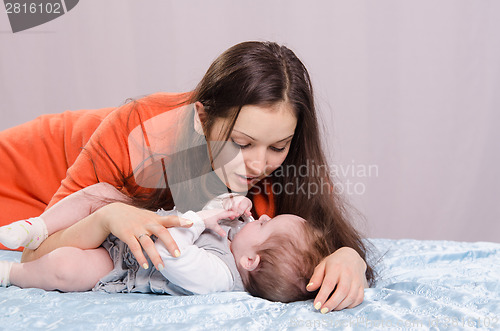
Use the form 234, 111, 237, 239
270, 146, 287, 153
231, 139, 250, 149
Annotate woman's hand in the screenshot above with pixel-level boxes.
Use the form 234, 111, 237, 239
306, 247, 368, 313
97, 202, 193, 271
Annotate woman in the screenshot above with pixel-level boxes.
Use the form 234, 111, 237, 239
0, 41, 373, 312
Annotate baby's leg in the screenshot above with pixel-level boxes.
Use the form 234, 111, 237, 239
0, 217, 48, 249
0, 183, 129, 250
5, 247, 113, 291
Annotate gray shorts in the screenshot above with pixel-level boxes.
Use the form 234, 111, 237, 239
93, 234, 192, 296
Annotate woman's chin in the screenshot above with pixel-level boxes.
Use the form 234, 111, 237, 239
227, 182, 251, 193
227, 177, 256, 193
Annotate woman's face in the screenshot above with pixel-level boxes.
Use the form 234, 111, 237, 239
208, 102, 297, 193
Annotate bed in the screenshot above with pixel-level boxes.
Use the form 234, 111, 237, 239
1, 238, 499, 330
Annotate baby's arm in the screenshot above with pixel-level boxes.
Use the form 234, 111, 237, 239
200, 194, 253, 237
0, 183, 129, 250
203, 193, 252, 215
155, 210, 236, 294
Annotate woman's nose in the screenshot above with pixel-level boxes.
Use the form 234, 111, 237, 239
245, 149, 267, 176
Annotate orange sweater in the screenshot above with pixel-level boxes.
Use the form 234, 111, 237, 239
0, 92, 275, 250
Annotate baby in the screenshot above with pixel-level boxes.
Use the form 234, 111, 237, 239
0, 183, 329, 303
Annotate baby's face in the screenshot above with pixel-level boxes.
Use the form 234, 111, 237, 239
230, 214, 306, 256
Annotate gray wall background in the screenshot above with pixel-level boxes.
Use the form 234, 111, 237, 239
1, 0, 499, 242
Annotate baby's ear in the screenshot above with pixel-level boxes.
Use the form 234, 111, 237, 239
239, 254, 261, 272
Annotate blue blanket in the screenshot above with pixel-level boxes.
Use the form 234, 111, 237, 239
1, 239, 499, 330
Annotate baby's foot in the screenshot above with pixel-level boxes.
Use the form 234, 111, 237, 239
0, 261, 13, 287
0, 217, 48, 249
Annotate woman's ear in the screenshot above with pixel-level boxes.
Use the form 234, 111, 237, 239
194, 101, 207, 135
239, 254, 261, 272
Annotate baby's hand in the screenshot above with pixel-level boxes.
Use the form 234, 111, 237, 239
196, 209, 238, 237
221, 195, 252, 218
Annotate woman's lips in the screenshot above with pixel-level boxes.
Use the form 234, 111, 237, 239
236, 173, 258, 185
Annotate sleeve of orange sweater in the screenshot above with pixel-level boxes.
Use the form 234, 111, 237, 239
46, 91, 277, 219
48, 93, 192, 208
47, 106, 132, 208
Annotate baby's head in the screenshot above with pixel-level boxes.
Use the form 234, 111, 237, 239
230, 214, 329, 303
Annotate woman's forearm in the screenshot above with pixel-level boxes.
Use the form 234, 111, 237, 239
55, 209, 111, 249
41, 183, 131, 234
23, 202, 191, 271
21, 184, 131, 263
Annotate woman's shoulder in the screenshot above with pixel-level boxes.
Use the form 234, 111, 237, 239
111, 91, 192, 123
137, 92, 193, 108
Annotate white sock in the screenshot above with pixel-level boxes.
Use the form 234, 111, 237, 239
0, 217, 48, 249
0, 261, 14, 287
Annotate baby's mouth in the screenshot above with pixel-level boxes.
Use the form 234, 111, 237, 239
219, 214, 254, 241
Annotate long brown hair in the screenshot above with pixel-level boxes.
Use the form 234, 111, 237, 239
96, 41, 374, 284
188, 41, 374, 283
